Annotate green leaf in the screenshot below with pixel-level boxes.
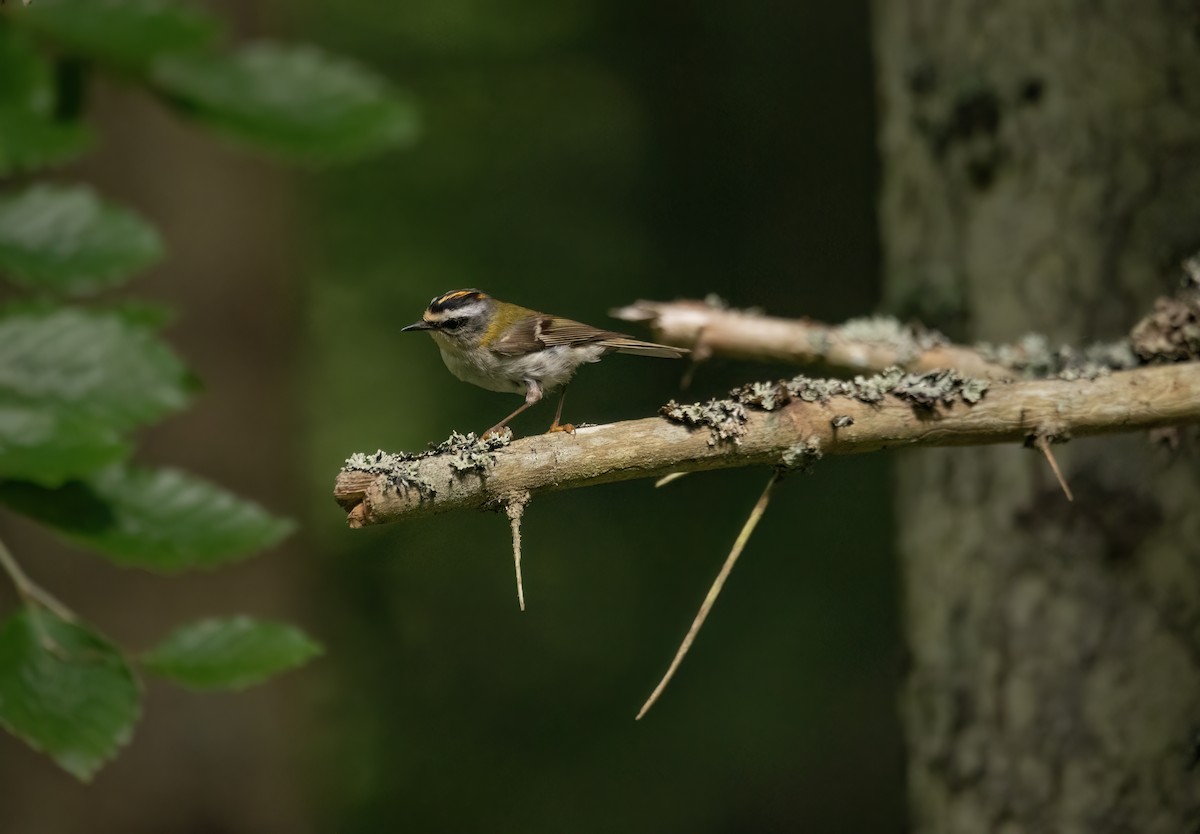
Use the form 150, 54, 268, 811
142, 616, 321, 690
152, 42, 420, 163
0, 107, 92, 175
0, 306, 191, 482
0, 609, 140, 781
0, 26, 92, 174
19, 0, 220, 70
0, 186, 163, 293
0, 465, 295, 571
0, 305, 190, 430
0, 23, 47, 107
0, 404, 128, 485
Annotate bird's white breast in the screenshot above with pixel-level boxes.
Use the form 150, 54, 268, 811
433, 335, 605, 397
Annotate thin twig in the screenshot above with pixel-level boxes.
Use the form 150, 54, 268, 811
636, 470, 781, 720
654, 472, 689, 488
504, 492, 531, 611
1035, 435, 1074, 502
0, 535, 76, 622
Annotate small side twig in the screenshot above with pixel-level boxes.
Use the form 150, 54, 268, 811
1034, 435, 1074, 502
636, 469, 781, 720
654, 472, 689, 488
504, 492, 531, 611
0, 535, 75, 623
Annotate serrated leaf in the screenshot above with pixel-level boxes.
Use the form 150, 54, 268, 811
0, 186, 163, 293
0, 107, 93, 175
0, 609, 140, 781
0, 305, 190, 429
142, 616, 321, 690
152, 42, 419, 163
19, 0, 220, 70
0, 465, 295, 571
0, 306, 190, 482
0, 403, 128, 484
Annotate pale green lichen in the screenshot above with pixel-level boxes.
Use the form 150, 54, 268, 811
341, 449, 428, 494
807, 329, 832, 356
781, 437, 823, 472
660, 399, 748, 445
837, 315, 947, 363
665, 366, 991, 442
975, 333, 1137, 380
432, 431, 512, 472
341, 431, 511, 494
890, 368, 990, 407
727, 366, 989, 411
1129, 272, 1200, 364
740, 381, 788, 411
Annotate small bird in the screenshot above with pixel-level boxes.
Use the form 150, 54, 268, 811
401, 289, 687, 437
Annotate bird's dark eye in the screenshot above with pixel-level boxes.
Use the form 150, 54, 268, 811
440, 318, 467, 331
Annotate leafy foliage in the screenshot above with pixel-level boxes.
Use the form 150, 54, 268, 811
143, 616, 322, 690
0, 466, 295, 571
0, 186, 163, 293
0, 306, 191, 485
20, 0, 219, 70
0, 108, 92, 176
0, 609, 140, 781
0, 303, 193, 486
0, 0, 418, 779
0, 403, 128, 487
0, 26, 93, 175
153, 42, 420, 163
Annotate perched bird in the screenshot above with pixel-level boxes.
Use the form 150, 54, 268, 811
401, 289, 687, 437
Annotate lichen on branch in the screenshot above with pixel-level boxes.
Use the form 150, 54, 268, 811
334, 362, 1200, 528
612, 287, 1200, 379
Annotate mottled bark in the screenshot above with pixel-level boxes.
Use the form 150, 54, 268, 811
874, 2, 1200, 832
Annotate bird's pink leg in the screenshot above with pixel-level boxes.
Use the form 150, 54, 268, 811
483, 379, 543, 439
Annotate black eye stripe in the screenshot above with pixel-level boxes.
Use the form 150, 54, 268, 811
440, 317, 467, 330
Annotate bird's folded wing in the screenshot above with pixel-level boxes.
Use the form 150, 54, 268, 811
490, 315, 686, 358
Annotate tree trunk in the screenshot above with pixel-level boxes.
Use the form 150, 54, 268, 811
873, 2, 1200, 831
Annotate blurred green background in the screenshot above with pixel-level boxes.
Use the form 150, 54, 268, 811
0, 0, 903, 831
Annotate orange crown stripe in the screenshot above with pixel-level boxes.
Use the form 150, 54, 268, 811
435, 290, 485, 304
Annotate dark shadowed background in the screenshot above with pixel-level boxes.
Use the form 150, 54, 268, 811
0, 1, 903, 831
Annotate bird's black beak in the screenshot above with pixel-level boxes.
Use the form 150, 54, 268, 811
401, 320, 435, 332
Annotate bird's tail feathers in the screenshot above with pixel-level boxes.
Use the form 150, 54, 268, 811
606, 338, 689, 359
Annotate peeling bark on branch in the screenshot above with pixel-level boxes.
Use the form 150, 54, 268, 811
335, 363, 1200, 527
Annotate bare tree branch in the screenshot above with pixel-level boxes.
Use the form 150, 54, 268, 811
335, 363, 1200, 527
611, 299, 1015, 377
611, 299, 1141, 380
